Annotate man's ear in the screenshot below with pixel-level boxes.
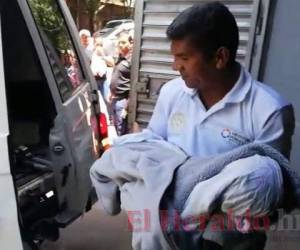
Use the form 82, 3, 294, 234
215, 47, 230, 69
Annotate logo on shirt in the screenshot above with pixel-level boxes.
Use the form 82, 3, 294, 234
221, 128, 250, 146
170, 112, 186, 133
221, 128, 231, 138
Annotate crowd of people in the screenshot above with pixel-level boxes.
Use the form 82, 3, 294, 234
79, 28, 133, 136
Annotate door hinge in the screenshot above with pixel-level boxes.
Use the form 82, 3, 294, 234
136, 76, 151, 97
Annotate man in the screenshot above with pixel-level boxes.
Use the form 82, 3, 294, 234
93, 35, 115, 67
148, 2, 294, 249
90, 35, 115, 99
79, 29, 94, 61
109, 33, 133, 135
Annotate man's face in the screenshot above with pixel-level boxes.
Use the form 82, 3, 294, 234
80, 34, 89, 48
171, 39, 216, 90
118, 36, 131, 57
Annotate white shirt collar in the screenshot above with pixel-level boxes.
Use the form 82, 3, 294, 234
182, 80, 198, 96
182, 65, 252, 104
222, 66, 252, 104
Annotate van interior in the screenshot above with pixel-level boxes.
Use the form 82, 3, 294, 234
1, 1, 59, 245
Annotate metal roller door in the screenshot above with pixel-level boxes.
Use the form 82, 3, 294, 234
129, 0, 263, 128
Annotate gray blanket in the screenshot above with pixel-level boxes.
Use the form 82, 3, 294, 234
162, 143, 300, 249
90, 135, 300, 250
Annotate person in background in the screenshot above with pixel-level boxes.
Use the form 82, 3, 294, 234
109, 33, 133, 135
66, 50, 82, 88
90, 36, 108, 98
79, 29, 94, 61
91, 35, 115, 100
93, 35, 115, 67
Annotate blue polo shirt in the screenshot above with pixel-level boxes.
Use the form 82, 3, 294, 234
148, 66, 294, 158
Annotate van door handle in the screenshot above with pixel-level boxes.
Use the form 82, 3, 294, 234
53, 143, 65, 154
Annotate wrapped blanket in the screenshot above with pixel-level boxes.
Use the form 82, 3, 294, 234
90, 131, 300, 250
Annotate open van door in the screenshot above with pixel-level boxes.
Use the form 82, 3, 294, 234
1, 0, 103, 247
20, 0, 101, 224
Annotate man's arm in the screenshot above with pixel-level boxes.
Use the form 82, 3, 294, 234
254, 104, 295, 159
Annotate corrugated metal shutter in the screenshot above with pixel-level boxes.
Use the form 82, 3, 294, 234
129, 0, 260, 128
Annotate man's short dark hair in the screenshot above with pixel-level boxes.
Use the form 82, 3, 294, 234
166, 2, 239, 65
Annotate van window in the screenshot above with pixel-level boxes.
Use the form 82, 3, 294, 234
27, 0, 86, 101
1, 0, 57, 149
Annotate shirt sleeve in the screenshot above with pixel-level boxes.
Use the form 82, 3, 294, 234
254, 104, 295, 159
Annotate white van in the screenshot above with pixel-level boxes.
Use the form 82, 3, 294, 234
99, 19, 134, 36
0, 0, 109, 249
